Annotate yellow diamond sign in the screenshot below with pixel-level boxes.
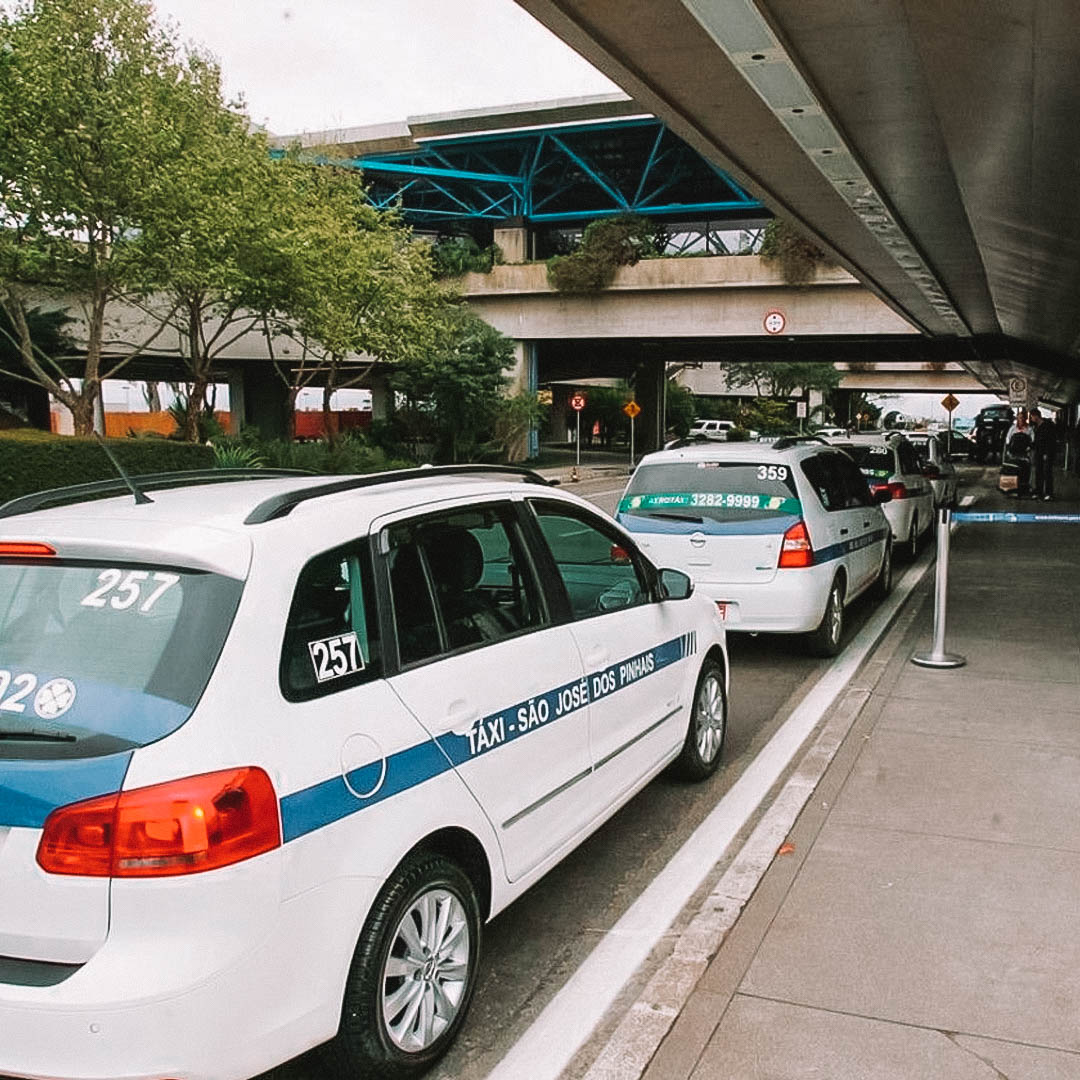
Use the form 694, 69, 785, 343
623, 400, 641, 419
940, 393, 960, 412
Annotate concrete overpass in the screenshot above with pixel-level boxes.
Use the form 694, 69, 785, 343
514, 0, 1080, 410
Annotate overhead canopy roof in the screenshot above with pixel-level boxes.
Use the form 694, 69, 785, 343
513, 0, 1080, 404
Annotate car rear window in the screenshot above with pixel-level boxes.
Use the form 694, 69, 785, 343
845, 444, 896, 480
0, 560, 242, 759
617, 461, 801, 533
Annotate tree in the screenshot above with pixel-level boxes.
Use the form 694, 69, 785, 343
718, 360, 840, 399
130, 85, 288, 441
392, 307, 513, 463
0, 0, 239, 434
665, 379, 695, 437
277, 161, 445, 446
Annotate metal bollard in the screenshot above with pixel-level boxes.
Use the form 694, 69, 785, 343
912, 505, 966, 669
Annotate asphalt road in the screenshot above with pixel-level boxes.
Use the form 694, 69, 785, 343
263, 470, 906, 1080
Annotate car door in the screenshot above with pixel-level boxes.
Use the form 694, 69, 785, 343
524, 499, 693, 811
799, 454, 870, 591
379, 499, 592, 883
833, 452, 888, 591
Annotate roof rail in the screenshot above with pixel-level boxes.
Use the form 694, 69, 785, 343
244, 464, 555, 525
0, 469, 312, 521
771, 435, 829, 450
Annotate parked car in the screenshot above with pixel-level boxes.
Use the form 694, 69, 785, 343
906, 431, 960, 508
615, 437, 893, 656
688, 418, 735, 440
0, 465, 728, 1080
839, 433, 936, 558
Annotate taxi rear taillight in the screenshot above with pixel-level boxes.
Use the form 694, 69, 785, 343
36, 767, 281, 877
871, 481, 908, 500
778, 521, 814, 568
0, 541, 56, 557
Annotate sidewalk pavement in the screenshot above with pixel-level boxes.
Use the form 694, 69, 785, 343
642, 466, 1080, 1079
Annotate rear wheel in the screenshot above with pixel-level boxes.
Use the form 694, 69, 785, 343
871, 541, 893, 600
324, 852, 481, 1079
807, 578, 844, 657
673, 658, 726, 780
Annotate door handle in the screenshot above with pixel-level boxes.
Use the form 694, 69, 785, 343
445, 700, 480, 736
839, 528, 849, 536
863, 521, 872, 528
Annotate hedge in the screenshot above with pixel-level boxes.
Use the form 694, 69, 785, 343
0, 430, 215, 503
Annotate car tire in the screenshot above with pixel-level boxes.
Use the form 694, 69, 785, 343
672, 658, 726, 780
871, 541, 893, 600
806, 578, 844, 657
324, 852, 482, 1080
903, 517, 919, 561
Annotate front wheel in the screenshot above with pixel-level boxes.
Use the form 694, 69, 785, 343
806, 578, 844, 657
324, 852, 481, 1080
672, 658, 727, 780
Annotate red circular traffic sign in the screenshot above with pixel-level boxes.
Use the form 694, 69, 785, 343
763, 309, 786, 334
569, 392, 587, 412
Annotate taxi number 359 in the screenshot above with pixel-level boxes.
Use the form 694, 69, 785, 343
309, 631, 364, 682
757, 465, 788, 481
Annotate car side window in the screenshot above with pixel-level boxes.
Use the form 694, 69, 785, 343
386, 504, 545, 667
833, 454, 874, 507
800, 454, 847, 511
898, 442, 920, 474
281, 543, 381, 700
530, 502, 649, 619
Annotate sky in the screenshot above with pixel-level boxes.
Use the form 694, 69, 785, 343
144, 1, 1003, 420
151, 0, 619, 135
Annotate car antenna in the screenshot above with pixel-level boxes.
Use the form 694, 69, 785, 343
92, 432, 153, 505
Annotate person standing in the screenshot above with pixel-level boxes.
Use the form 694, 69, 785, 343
1001, 410, 1032, 496
1030, 407, 1059, 500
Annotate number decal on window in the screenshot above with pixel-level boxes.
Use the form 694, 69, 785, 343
81, 569, 180, 613
756, 465, 788, 481
0, 671, 38, 713
308, 631, 364, 683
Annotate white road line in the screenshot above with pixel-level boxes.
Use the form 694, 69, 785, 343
486, 550, 933, 1080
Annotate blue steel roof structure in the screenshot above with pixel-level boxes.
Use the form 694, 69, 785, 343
279, 118, 764, 228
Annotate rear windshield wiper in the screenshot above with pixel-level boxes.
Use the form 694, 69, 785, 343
0, 729, 77, 742
640, 510, 704, 523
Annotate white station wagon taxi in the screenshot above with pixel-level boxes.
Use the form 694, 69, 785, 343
0, 465, 727, 1080
616, 439, 893, 655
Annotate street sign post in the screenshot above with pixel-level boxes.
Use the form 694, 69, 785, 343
623, 400, 641, 471
941, 393, 960, 441
569, 392, 587, 472
1008, 377, 1027, 408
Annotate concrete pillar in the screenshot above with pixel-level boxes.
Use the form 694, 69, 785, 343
227, 369, 245, 434
504, 340, 539, 462
370, 372, 393, 422
633, 356, 667, 454
493, 217, 529, 263
243, 366, 291, 440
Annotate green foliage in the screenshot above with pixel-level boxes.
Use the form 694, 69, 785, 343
391, 306, 514, 463
247, 433, 413, 475
493, 391, 547, 462
211, 441, 264, 469
0, 429, 213, 501
0, 0, 254, 432
665, 380, 696, 438
546, 214, 656, 293
759, 219, 832, 284
166, 395, 224, 442
718, 361, 840, 399
429, 236, 501, 278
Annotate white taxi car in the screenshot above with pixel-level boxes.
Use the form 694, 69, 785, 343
616, 439, 893, 655
0, 466, 727, 1080
840, 434, 936, 559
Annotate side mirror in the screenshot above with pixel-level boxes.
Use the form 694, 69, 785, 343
659, 568, 693, 600
922, 463, 941, 479
873, 487, 893, 504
